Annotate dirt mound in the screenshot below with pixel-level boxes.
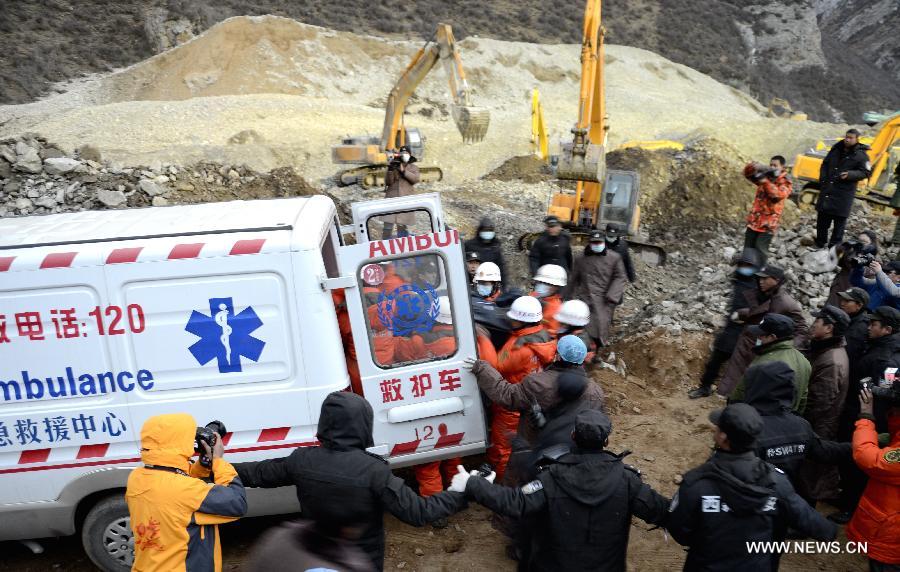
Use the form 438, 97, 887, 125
483, 155, 552, 184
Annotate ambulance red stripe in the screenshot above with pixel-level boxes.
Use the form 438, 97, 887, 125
18, 449, 51, 464
230, 239, 266, 256
168, 243, 204, 259
76, 444, 110, 459
0, 256, 14, 271
40, 252, 77, 269
106, 247, 144, 264
257, 427, 291, 442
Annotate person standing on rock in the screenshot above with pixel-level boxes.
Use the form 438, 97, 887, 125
689, 248, 762, 399
568, 230, 628, 351
465, 217, 506, 281
528, 216, 573, 275
717, 264, 808, 400
742, 156, 792, 262
815, 129, 872, 248
382, 145, 420, 239
605, 223, 636, 283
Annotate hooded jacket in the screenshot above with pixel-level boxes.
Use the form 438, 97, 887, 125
466, 445, 669, 571
816, 141, 871, 218
846, 413, 900, 564
234, 392, 466, 570
718, 284, 808, 398
464, 217, 506, 279
667, 450, 837, 572
126, 414, 247, 572
741, 362, 850, 490
729, 339, 811, 413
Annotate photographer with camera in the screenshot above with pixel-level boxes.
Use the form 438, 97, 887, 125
382, 145, 420, 239
742, 156, 792, 263
126, 414, 246, 572
846, 380, 900, 570
855, 259, 900, 310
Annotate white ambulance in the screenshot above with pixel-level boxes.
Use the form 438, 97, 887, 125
0, 193, 486, 571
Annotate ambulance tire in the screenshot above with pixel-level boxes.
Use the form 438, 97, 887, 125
82, 494, 133, 572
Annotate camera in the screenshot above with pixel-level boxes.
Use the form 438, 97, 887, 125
843, 239, 876, 268
195, 420, 227, 468
473, 463, 494, 479
851, 252, 876, 268
872, 380, 900, 405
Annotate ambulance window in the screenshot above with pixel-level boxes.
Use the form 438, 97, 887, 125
358, 252, 457, 369
321, 222, 340, 279
366, 209, 433, 240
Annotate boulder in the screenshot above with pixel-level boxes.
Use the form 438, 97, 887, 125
0, 144, 15, 164
43, 157, 81, 175
0, 160, 11, 180
13, 145, 42, 174
151, 196, 169, 207
14, 197, 33, 211
40, 146, 66, 160
34, 196, 58, 209
97, 189, 127, 208
138, 178, 167, 196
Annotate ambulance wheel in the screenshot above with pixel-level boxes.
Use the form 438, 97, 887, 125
82, 495, 133, 572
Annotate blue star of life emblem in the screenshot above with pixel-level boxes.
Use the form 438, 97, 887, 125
185, 297, 265, 373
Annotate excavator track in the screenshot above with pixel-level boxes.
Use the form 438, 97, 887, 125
334, 165, 444, 189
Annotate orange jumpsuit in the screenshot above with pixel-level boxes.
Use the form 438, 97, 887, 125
532, 292, 563, 336
488, 323, 557, 480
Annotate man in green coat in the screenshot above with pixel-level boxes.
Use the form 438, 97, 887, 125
730, 313, 812, 413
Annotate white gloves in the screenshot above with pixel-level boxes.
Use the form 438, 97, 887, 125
447, 465, 495, 493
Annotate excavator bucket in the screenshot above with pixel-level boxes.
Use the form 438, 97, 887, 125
557, 140, 605, 183
452, 105, 491, 143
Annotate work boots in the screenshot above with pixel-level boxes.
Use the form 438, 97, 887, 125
688, 386, 713, 399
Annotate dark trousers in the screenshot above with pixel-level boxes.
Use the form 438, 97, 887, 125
743, 228, 773, 263
816, 212, 848, 248
700, 349, 731, 388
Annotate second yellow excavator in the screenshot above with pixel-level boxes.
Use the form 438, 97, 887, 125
332, 24, 490, 188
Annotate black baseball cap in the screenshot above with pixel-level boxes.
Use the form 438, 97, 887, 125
605, 223, 625, 237
813, 305, 851, 334
709, 403, 763, 453
544, 215, 561, 227
837, 287, 870, 306
871, 306, 900, 330
573, 409, 613, 450
589, 229, 606, 243
747, 313, 794, 338
755, 264, 786, 281
466, 251, 481, 262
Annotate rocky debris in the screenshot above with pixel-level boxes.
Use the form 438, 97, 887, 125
43, 157, 81, 176
97, 189, 127, 208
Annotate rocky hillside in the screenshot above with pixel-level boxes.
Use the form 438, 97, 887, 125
0, 0, 896, 122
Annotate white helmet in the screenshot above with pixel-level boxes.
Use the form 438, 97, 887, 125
473, 261, 502, 283
554, 299, 590, 327
435, 296, 453, 325
507, 295, 544, 323
534, 264, 567, 287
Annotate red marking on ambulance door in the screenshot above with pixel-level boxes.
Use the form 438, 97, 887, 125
221, 433, 233, 446
18, 449, 52, 464
168, 243, 204, 259
76, 443, 110, 459
40, 252, 77, 269
434, 427, 465, 449
0, 256, 14, 271
390, 439, 421, 456
257, 427, 290, 442
107, 247, 144, 264
230, 239, 266, 256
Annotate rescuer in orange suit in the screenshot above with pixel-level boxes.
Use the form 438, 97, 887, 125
530, 264, 567, 336
489, 295, 557, 480
554, 299, 596, 363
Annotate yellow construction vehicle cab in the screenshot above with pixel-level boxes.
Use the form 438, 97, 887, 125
332, 24, 490, 188
792, 114, 900, 215
522, 0, 665, 266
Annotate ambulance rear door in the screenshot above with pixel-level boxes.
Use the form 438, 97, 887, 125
335, 229, 486, 467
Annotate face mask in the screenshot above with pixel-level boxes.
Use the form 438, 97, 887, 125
400, 153, 410, 163
479, 231, 495, 241
534, 283, 552, 297
476, 283, 493, 297
590, 243, 605, 253
736, 267, 755, 277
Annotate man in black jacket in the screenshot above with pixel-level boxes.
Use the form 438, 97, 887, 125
605, 223, 635, 283
464, 216, 506, 281
528, 215, 573, 275
234, 392, 467, 571
667, 404, 837, 572
815, 129, 872, 248
742, 361, 850, 498
837, 287, 871, 376
453, 409, 669, 572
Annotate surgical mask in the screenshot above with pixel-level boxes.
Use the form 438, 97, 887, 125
736, 267, 756, 277
590, 243, 605, 253
476, 283, 493, 297
479, 231, 495, 241
534, 283, 553, 297
400, 153, 410, 163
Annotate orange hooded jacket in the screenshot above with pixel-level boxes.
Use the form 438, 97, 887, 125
846, 414, 900, 564
532, 292, 563, 336
126, 414, 247, 572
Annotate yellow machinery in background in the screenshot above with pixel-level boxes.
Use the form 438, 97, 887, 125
531, 89, 549, 161
792, 114, 900, 214
332, 24, 490, 188
522, 0, 666, 266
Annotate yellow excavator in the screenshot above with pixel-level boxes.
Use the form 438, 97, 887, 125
521, 0, 666, 266
531, 88, 549, 161
792, 113, 900, 214
332, 24, 490, 188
